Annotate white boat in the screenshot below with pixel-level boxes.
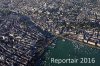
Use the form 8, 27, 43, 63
52, 43, 56, 46
62, 39, 65, 42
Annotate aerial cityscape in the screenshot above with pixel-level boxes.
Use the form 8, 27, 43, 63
0, 0, 100, 66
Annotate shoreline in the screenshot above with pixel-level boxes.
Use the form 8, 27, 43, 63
51, 32, 100, 49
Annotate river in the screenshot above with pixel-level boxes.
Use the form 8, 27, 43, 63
42, 38, 100, 66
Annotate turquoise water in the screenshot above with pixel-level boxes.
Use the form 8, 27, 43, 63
43, 38, 100, 66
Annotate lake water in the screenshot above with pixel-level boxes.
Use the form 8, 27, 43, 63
43, 38, 100, 66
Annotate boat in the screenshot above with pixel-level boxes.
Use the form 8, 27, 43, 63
62, 39, 65, 42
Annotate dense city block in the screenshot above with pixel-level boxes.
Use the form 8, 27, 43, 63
0, 0, 100, 66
